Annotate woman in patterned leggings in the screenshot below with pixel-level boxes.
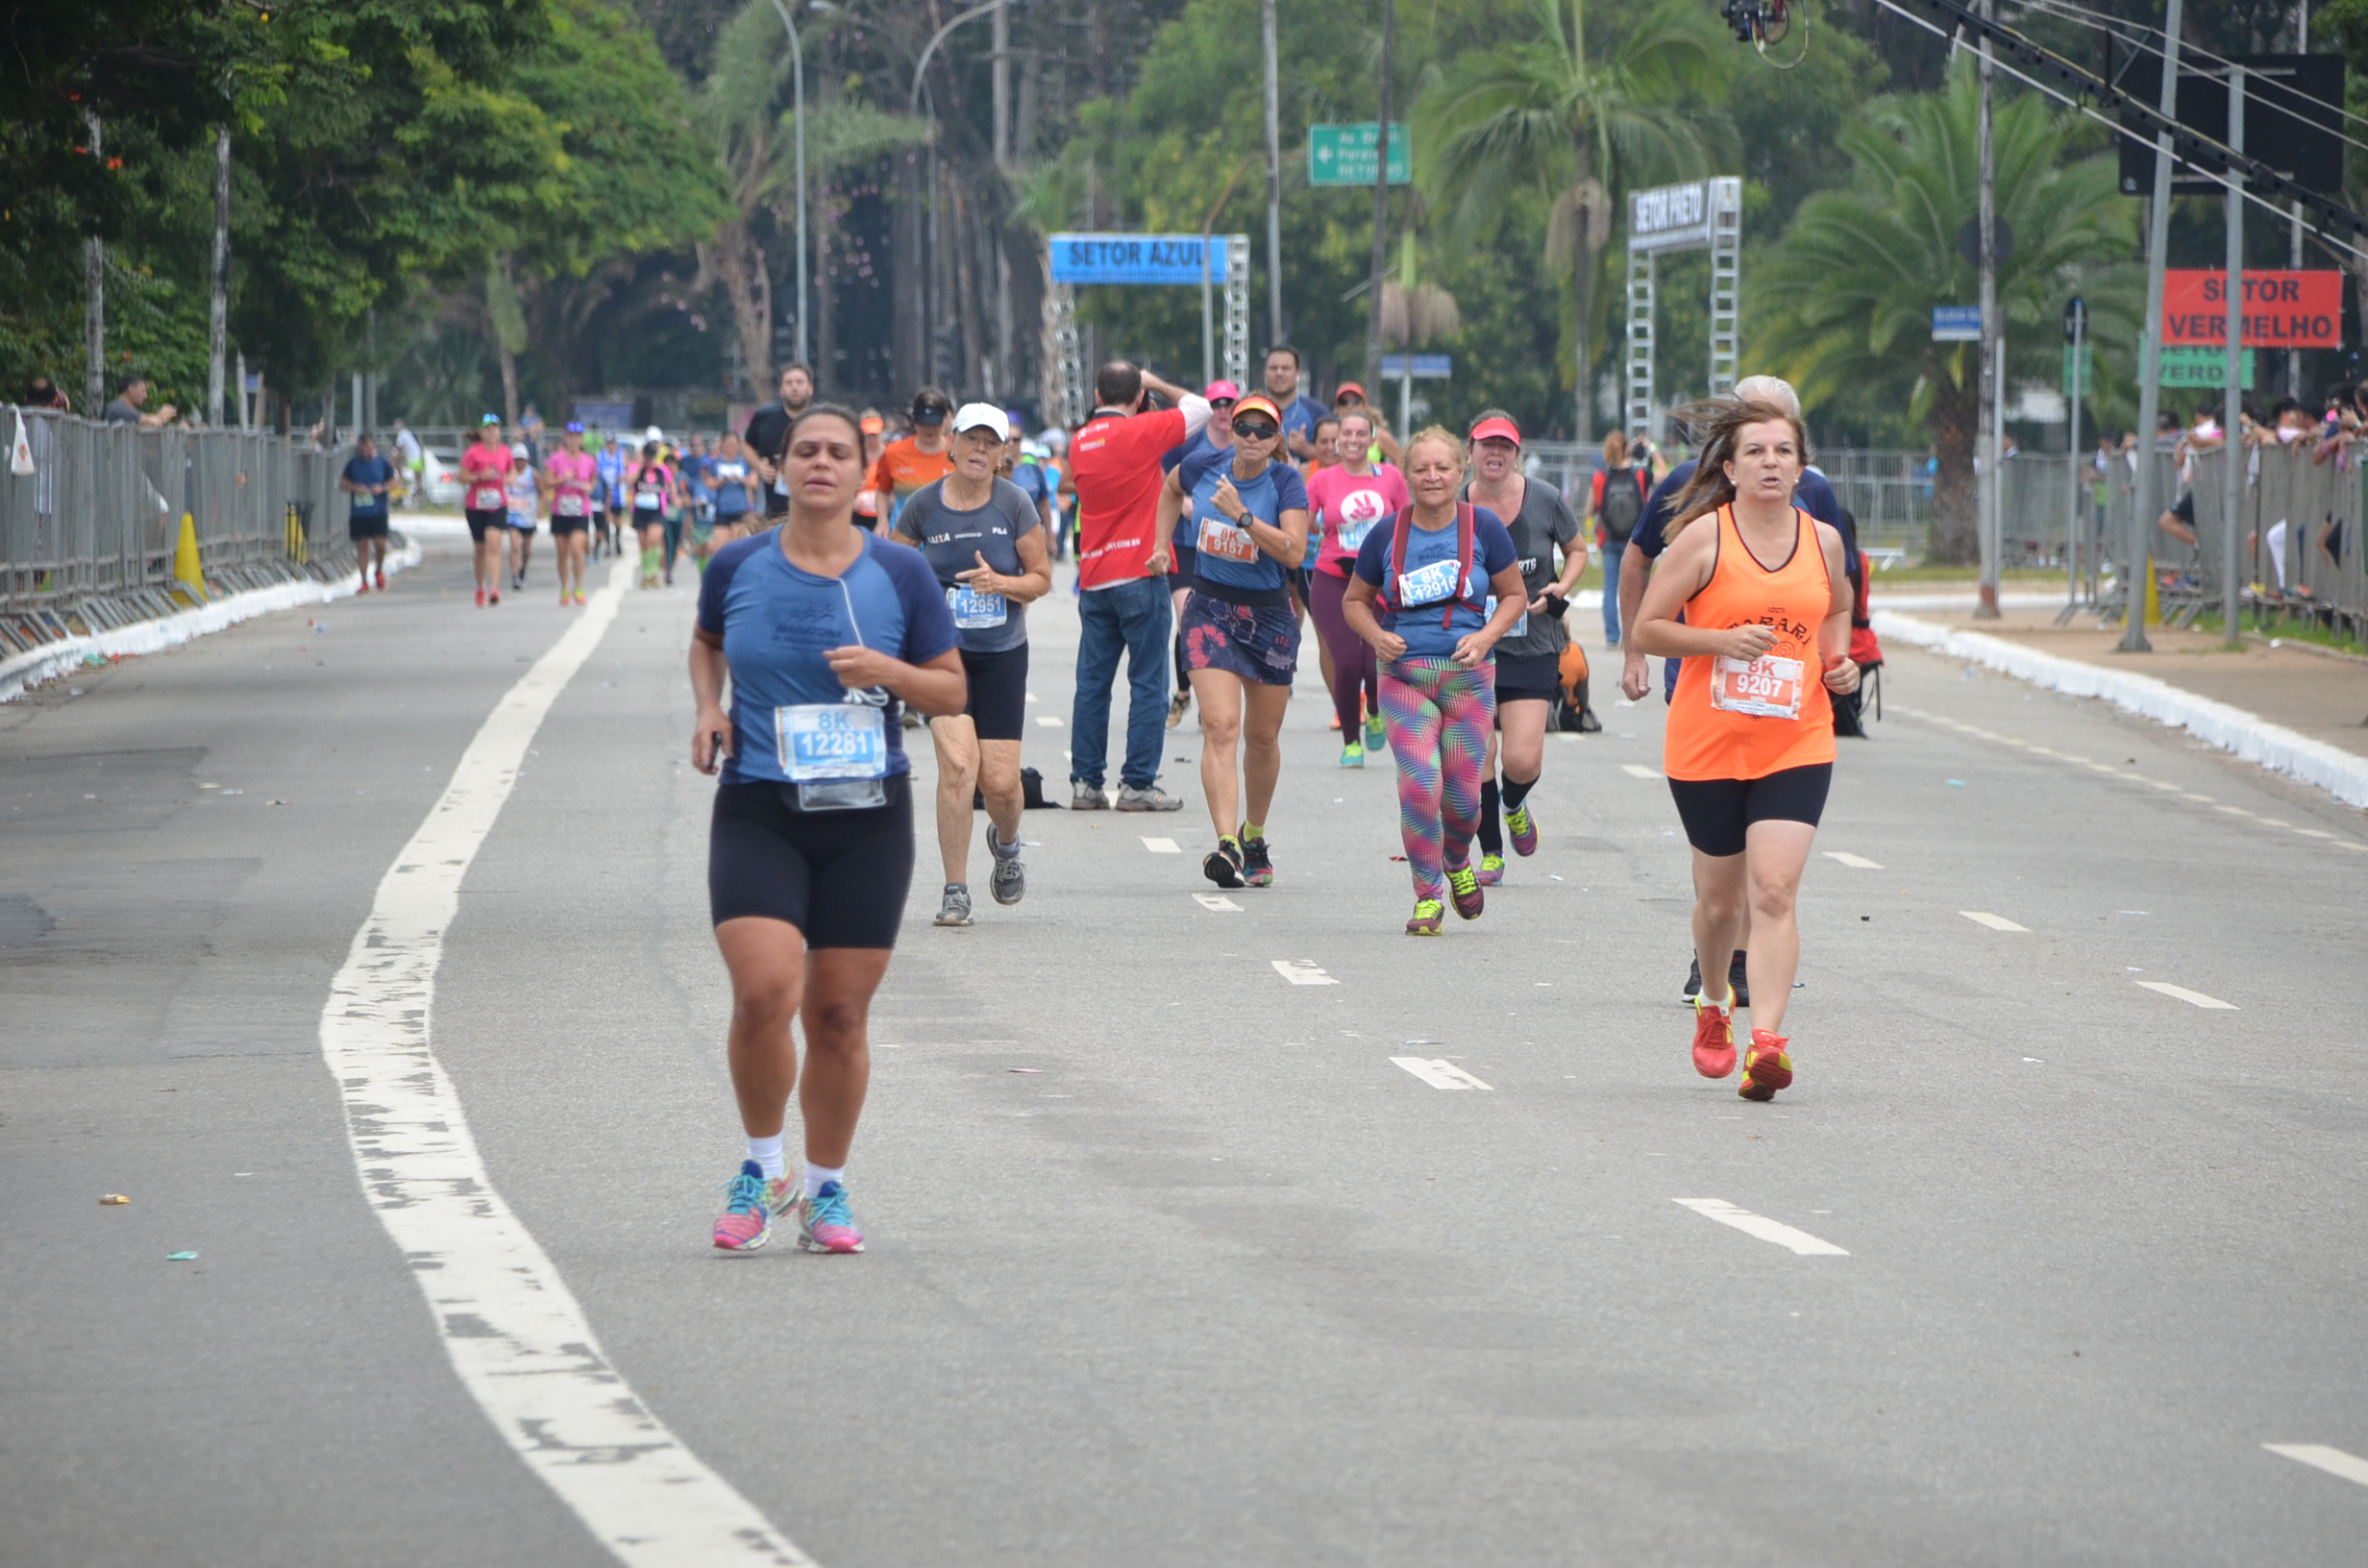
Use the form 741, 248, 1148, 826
1342, 429, 1530, 934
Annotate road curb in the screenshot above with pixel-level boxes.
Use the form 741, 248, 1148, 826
0, 534, 426, 704
1873, 609, 2368, 810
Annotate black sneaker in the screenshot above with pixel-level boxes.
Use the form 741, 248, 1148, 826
1683, 955, 1703, 1003
1202, 838, 1245, 890
1729, 953, 1751, 1010
1239, 832, 1273, 887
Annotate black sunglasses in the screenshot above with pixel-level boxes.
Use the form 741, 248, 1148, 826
1232, 420, 1279, 440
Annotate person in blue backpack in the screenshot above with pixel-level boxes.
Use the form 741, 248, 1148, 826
1152, 392, 1310, 890
1341, 427, 1529, 935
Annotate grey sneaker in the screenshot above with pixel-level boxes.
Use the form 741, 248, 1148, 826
1115, 784, 1183, 812
986, 826, 1025, 906
1071, 780, 1109, 810
933, 884, 974, 927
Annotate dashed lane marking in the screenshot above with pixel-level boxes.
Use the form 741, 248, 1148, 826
1272, 959, 1341, 986
1960, 911, 2029, 932
1193, 894, 1241, 911
1391, 1057, 1493, 1090
1823, 851, 1884, 870
1034, 714, 1064, 727
1673, 1198, 1848, 1256
1140, 836, 1181, 853
2263, 1444, 2368, 1487
2135, 980, 2237, 1010
1620, 763, 1662, 779
316, 556, 813, 1567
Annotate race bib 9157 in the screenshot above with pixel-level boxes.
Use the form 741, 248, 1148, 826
1709, 653, 1805, 720
1197, 513, 1259, 563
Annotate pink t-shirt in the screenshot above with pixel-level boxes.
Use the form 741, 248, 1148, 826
545, 450, 598, 516
1305, 462, 1410, 577
461, 440, 512, 513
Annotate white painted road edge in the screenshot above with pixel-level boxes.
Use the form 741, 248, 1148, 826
0, 534, 426, 703
1672, 1198, 1850, 1256
315, 555, 814, 1567
2262, 1443, 2368, 1486
1873, 609, 2368, 808
1391, 1057, 1493, 1090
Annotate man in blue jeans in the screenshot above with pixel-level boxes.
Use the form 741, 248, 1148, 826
1066, 360, 1211, 810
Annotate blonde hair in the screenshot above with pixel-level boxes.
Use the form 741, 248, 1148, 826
1403, 425, 1464, 470
1601, 429, 1629, 466
1663, 399, 1811, 540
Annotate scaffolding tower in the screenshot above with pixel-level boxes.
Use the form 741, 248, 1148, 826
1624, 176, 1743, 443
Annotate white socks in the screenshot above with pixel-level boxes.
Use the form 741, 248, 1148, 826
746, 1134, 786, 1181
802, 1162, 845, 1198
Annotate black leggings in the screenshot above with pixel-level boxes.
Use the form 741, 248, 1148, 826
1666, 764, 1833, 858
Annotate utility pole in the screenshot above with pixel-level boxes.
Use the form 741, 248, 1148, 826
2124, 0, 2184, 653
992, 0, 1012, 399
85, 112, 105, 415
2064, 296, 2085, 613
209, 126, 231, 428
1975, 0, 2002, 618
1364, 0, 1395, 394
2291, 1, 2308, 399
1263, 0, 1285, 351
2222, 66, 2246, 649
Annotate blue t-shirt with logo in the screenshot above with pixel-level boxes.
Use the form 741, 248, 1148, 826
1352, 505, 1518, 660
710, 456, 753, 518
1179, 444, 1307, 599
696, 530, 958, 786
343, 453, 394, 518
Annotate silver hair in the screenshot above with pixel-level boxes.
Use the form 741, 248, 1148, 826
1731, 375, 1802, 419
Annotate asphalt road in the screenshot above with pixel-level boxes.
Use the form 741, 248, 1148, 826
5, 535, 2364, 1567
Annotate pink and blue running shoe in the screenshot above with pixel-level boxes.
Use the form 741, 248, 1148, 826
712, 1160, 795, 1252
798, 1180, 865, 1254
1506, 799, 1540, 857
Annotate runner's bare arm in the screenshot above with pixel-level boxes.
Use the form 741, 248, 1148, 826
1617, 542, 1654, 700
688, 631, 732, 773
1148, 467, 1185, 576
1341, 574, 1405, 663
1632, 521, 1776, 661
1814, 521, 1860, 694
824, 645, 968, 716
958, 527, 1054, 605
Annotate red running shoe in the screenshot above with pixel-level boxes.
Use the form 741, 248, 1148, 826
475, 587, 486, 607
1690, 993, 1737, 1078
375, 568, 385, 590
1739, 1029, 1793, 1101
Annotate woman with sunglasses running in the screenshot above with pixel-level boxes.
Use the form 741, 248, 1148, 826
1632, 398, 1858, 1102
1154, 392, 1309, 888
691, 404, 965, 1254
1342, 428, 1527, 934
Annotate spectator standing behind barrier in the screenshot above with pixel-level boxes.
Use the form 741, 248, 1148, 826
104, 376, 176, 428
1065, 359, 1211, 811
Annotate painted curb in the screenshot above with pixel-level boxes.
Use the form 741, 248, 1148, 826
1873, 609, 2368, 810
0, 535, 425, 704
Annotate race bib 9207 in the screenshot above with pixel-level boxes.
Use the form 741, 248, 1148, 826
1710, 652, 1805, 720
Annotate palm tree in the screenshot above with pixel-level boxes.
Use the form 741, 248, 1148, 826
1414, 0, 1729, 440
1755, 64, 2138, 563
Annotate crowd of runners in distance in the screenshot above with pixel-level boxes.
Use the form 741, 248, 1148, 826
629, 352, 1889, 1257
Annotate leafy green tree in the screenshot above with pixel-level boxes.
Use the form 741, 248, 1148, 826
1414, 0, 1731, 439
1754, 65, 2138, 562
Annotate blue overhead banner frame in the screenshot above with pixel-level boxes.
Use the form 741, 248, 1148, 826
1048, 233, 1231, 286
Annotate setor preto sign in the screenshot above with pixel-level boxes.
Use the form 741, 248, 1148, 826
2161, 269, 2342, 349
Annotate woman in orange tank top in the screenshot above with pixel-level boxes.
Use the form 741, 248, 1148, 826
1633, 400, 1859, 1103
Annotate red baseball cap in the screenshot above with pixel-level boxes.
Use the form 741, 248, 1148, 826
1205, 380, 1242, 403
1230, 394, 1283, 429
1334, 382, 1367, 404
1468, 414, 1522, 447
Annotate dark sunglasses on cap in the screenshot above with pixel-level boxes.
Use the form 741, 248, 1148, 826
1232, 419, 1279, 440
1210, 397, 1238, 409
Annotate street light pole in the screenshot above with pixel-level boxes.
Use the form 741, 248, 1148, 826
1263, 0, 1284, 351
1975, 0, 2001, 619
2222, 66, 2245, 650
2124, 0, 2183, 653
763, 0, 808, 371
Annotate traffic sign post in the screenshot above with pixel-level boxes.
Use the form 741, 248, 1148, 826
1380, 355, 1449, 440
1309, 123, 1410, 186
1932, 306, 1984, 341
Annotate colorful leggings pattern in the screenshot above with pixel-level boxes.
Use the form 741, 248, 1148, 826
1381, 657, 1496, 901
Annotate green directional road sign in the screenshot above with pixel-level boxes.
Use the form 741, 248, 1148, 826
1309, 123, 1410, 186
2158, 346, 2255, 388
2061, 344, 2092, 397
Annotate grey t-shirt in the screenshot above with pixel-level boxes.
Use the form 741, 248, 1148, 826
1463, 476, 1579, 658
895, 476, 1041, 653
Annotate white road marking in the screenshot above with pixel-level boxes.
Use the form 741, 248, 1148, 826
1193, 894, 1241, 911
1673, 1198, 1849, 1256
1620, 763, 1662, 779
1391, 1057, 1493, 1090
2135, 980, 2237, 1010
2336, 841, 2368, 854
2263, 1443, 2368, 1487
1140, 836, 1181, 853
1960, 911, 2029, 932
316, 558, 813, 1566
1272, 959, 1341, 986
1554, 731, 1579, 743
1823, 851, 1884, 870
1034, 714, 1064, 727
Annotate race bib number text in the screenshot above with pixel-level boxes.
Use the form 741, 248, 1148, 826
1396, 555, 1463, 607
1710, 653, 1805, 720
776, 703, 888, 781
949, 585, 1008, 629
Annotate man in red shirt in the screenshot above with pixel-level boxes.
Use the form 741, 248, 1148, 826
1066, 360, 1210, 810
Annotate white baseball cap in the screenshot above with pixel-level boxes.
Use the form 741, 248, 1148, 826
951, 403, 1010, 441
644, 425, 664, 443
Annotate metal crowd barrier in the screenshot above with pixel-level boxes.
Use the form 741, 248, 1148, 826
1, 407, 371, 657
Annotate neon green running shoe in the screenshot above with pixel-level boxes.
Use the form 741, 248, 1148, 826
1405, 898, 1445, 935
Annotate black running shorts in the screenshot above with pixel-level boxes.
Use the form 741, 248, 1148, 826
1665, 763, 1833, 858
464, 507, 505, 542
950, 644, 1028, 742
548, 515, 588, 536
1492, 649, 1561, 704
708, 776, 916, 947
